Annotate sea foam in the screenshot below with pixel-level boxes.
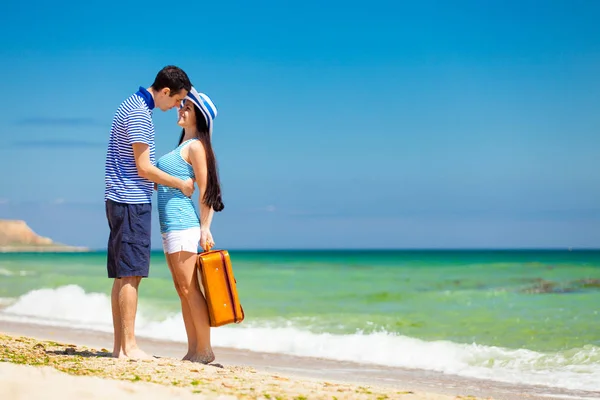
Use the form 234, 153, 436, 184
1, 285, 599, 391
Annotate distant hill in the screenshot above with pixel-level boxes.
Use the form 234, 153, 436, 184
0, 220, 87, 252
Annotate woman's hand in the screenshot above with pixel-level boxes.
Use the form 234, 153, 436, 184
200, 228, 215, 252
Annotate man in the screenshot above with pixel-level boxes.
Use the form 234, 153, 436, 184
104, 65, 194, 359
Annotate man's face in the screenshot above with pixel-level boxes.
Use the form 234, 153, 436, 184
156, 88, 188, 111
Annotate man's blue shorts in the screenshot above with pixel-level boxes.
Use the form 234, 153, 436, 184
105, 199, 151, 279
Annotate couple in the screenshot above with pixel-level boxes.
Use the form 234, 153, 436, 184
104, 66, 223, 363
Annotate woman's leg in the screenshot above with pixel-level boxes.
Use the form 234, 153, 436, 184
165, 253, 197, 360
168, 250, 214, 363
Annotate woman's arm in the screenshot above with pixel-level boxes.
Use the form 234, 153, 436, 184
188, 141, 215, 249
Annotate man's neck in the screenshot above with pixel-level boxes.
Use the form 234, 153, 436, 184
146, 87, 156, 101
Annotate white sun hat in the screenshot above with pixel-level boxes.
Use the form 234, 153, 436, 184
184, 87, 218, 136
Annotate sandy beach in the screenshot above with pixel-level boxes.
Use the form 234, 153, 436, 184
1, 321, 599, 400
0, 328, 444, 400
1, 362, 236, 400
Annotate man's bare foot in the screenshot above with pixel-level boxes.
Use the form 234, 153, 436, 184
182, 352, 193, 361
124, 347, 153, 361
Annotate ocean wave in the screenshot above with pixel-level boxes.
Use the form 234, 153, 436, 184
0, 297, 16, 307
0, 285, 599, 391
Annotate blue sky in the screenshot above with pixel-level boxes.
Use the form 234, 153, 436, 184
1, 0, 599, 249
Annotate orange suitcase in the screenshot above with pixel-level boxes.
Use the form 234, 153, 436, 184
196, 250, 245, 327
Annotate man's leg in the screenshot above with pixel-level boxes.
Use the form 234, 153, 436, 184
119, 276, 150, 360
106, 199, 126, 358
111, 278, 125, 358
117, 202, 152, 360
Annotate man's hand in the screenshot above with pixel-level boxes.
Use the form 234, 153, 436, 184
179, 178, 194, 197
200, 229, 215, 252
133, 143, 193, 192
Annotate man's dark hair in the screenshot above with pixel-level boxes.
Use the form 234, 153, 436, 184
151, 66, 192, 96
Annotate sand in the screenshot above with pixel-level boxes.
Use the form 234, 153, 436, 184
0, 362, 234, 400
0, 333, 462, 400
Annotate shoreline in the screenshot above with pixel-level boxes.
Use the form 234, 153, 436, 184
1, 320, 599, 400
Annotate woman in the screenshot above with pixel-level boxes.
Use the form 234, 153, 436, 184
156, 87, 224, 363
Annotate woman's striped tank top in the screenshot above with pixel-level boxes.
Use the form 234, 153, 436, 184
156, 139, 201, 234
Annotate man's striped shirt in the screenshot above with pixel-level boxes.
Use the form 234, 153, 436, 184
104, 88, 156, 204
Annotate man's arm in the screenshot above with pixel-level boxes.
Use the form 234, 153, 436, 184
132, 143, 194, 197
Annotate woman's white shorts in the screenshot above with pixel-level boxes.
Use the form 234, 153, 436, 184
161, 227, 201, 254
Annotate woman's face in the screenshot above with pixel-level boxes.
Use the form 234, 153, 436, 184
177, 100, 196, 129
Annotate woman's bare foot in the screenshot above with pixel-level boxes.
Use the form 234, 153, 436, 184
124, 347, 153, 361
182, 352, 193, 361
187, 351, 215, 364
112, 350, 128, 359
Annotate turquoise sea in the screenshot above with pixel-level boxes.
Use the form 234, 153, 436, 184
0, 250, 599, 390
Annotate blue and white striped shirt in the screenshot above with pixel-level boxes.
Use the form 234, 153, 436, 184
104, 87, 156, 204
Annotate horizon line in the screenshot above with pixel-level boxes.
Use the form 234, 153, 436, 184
77, 246, 599, 252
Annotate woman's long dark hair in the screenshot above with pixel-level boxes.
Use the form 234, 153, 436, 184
178, 105, 224, 212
